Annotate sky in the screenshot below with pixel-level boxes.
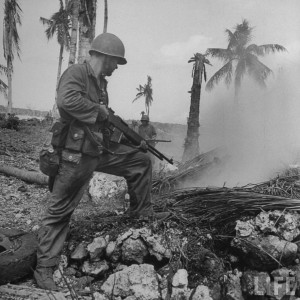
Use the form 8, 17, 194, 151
1, 0, 300, 185
0, 0, 299, 124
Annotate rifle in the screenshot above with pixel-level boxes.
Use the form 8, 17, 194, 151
107, 108, 174, 165
146, 139, 171, 143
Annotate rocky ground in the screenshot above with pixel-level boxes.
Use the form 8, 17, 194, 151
2, 123, 300, 300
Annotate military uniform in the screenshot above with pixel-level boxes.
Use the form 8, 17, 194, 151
37, 62, 153, 268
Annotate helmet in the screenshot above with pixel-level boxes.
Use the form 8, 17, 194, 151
89, 33, 127, 65
141, 115, 149, 121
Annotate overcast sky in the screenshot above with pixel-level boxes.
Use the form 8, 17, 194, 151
0, 0, 299, 125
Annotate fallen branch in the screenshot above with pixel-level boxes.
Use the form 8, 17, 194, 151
0, 164, 48, 185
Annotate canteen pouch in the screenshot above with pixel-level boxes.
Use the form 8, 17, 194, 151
50, 121, 69, 148
39, 149, 60, 177
65, 124, 85, 152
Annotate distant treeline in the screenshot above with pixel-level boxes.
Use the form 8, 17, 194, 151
0, 105, 49, 118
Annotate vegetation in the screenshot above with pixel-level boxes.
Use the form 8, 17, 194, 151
68, 0, 80, 66
205, 19, 286, 104
182, 53, 211, 162
2, 0, 22, 114
77, 0, 97, 64
133, 76, 153, 117
0, 65, 8, 99
0, 113, 20, 130
40, 0, 71, 90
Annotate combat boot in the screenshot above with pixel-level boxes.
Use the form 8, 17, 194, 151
34, 266, 59, 291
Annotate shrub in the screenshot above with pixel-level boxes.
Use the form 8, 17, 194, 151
0, 113, 20, 131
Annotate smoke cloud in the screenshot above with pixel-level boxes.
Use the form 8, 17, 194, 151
193, 59, 300, 187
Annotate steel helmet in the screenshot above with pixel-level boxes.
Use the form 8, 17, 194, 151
141, 114, 149, 121
89, 33, 127, 65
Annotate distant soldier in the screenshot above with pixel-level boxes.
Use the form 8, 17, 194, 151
138, 114, 157, 168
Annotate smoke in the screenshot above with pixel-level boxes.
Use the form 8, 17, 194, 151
192, 62, 300, 188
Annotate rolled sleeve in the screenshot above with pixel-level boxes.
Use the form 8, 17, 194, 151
57, 65, 100, 124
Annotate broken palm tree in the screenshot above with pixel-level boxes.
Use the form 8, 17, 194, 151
152, 147, 228, 194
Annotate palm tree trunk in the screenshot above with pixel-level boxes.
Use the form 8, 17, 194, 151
77, 0, 96, 64
52, 44, 64, 119
6, 63, 12, 114
103, 0, 108, 33
68, 0, 80, 66
56, 45, 64, 89
182, 64, 202, 162
0, 164, 48, 185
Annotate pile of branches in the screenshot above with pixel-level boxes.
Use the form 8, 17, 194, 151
243, 174, 300, 199
152, 148, 227, 195
154, 186, 300, 230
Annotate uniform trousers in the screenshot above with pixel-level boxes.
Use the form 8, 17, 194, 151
37, 142, 152, 267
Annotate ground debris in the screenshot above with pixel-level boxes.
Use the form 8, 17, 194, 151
0, 284, 67, 300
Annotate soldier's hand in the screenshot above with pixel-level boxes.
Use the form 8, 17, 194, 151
97, 104, 109, 121
139, 140, 148, 151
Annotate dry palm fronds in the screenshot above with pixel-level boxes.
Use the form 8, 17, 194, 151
243, 174, 300, 199
154, 186, 300, 228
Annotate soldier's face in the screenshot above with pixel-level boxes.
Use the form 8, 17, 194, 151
103, 56, 119, 76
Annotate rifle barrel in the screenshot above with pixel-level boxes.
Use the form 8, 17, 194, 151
146, 139, 171, 142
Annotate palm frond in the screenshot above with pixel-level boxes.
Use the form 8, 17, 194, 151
225, 29, 238, 49
0, 78, 8, 89
205, 60, 233, 91
39, 17, 52, 26
203, 64, 207, 82
246, 53, 273, 88
246, 44, 287, 56
0, 79, 8, 98
132, 93, 143, 103
206, 48, 233, 63
233, 19, 253, 47
234, 58, 247, 90
40, 1, 70, 48
3, 0, 22, 61
0, 64, 8, 76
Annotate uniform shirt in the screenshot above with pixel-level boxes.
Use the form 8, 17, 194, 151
57, 62, 108, 126
138, 123, 157, 142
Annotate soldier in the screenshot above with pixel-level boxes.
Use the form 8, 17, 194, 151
34, 33, 169, 291
138, 114, 157, 168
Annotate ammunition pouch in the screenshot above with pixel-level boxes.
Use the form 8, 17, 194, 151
65, 122, 104, 156
50, 121, 69, 149
65, 124, 85, 152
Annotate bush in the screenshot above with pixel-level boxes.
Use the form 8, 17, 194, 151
0, 113, 20, 131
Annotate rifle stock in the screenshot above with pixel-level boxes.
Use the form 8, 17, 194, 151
107, 108, 173, 165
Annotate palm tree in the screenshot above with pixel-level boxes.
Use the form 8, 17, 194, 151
182, 53, 211, 162
77, 0, 97, 63
132, 76, 153, 116
3, 0, 22, 114
103, 0, 108, 33
0, 65, 8, 99
68, 0, 80, 66
40, 0, 70, 90
205, 19, 286, 105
